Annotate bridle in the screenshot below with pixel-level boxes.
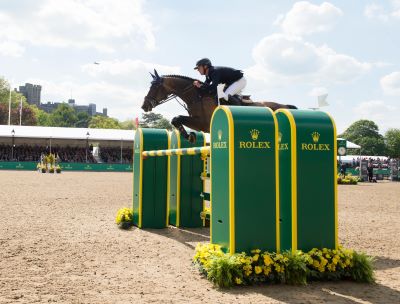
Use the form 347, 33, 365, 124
145, 79, 197, 112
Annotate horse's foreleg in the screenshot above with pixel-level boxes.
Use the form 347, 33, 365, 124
171, 115, 190, 139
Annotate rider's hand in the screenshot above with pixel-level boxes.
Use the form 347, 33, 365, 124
193, 80, 201, 88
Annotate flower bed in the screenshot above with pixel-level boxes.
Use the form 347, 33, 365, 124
193, 243, 374, 288
338, 174, 360, 185
115, 207, 133, 229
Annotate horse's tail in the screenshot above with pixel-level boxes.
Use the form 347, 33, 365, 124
286, 104, 297, 109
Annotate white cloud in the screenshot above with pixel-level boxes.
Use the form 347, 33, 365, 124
27, 60, 181, 120
364, 1, 400, 21
276, 1, 343, 36
245, 34, 370, 87
0, 40, 25, 57
0, 0, 155, 54
380, 71, 400, 95
81, 59, 180, 88
353, 100, 398, 130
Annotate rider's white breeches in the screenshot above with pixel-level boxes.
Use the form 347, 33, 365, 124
221, 77, 247, 100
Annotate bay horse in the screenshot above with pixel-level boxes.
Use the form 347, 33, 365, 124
142, 69, 297, 142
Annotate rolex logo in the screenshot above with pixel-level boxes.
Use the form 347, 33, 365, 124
278, 132, 282, 143
312, 131, 320, 143
250, 129, 260, 140
218, 130, 222, 141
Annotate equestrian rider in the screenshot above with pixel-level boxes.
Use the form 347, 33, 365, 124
193, 58, 246, 105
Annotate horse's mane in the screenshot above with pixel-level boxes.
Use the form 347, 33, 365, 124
162, 74, 203, 84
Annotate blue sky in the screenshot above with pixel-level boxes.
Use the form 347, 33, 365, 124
0, 0, 399, 134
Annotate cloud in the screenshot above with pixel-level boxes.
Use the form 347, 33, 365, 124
275, 1, 343, 36
380, 71, 400, 95
245, 34, 370, 87
81, 59, 180, 88
364, 1, 400, 21
0, 40, 25, 57
0, 0, 155, 54
353, 100, 398, 131
28, 60, 181, 120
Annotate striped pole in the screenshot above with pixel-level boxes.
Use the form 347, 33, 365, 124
142, 146, 210, 158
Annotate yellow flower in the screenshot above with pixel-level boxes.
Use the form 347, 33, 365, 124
263, 266, 271, 276
252, 254, 259, 262
263, 255, 273, 266
235, 277, 242, 285
255, 266, 262, 274
251, 249, 261, 254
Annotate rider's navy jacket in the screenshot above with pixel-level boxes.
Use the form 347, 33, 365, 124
201, 66, 243, 95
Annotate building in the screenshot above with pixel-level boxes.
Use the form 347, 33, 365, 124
39, 99, 107, 117
18, 83, 107, 117
18, 83, 41, 106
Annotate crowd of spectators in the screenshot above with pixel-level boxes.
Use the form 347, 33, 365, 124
341, 157, 391, 170
0, 144, 96, 163
0, 144, 132, 164
99, 147, 133, 164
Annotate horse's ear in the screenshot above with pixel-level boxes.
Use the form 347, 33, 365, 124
154, 69, 160, 79
149, 72, 156, 79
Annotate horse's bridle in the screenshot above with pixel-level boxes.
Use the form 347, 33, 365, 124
146, 80, 196, 111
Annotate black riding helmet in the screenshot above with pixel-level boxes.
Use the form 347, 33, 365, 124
194, 58, 212, 69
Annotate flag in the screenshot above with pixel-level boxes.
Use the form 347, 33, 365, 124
318, 94, 329, 107
135, 117, 139, 128
19, 97, 23, 125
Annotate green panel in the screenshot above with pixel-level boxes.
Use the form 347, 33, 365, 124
0, 161, 37, 170
292, 110, 336, 251
210, 109, 230, 251
169, 131, 205, 228
133, 128, 169, 228
230, 107, 277, 253
211, 106, 278, 254
276, 112, 292, 252
0, 162, 133, 171
168, 132, 179, 226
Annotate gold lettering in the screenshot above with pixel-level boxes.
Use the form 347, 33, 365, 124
238, 141, 272, 149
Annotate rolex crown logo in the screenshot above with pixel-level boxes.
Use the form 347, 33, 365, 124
218, 130, 222, 141
278, 132, 282, 143
250, 129, 260, 140
312, 131, 320, 143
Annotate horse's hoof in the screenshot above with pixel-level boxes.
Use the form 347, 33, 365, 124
188, 132, 197, 144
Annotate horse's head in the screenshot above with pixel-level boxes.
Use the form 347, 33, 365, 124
142, 69, 170, 112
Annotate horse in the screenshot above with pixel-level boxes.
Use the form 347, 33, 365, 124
142, 69, 297, 142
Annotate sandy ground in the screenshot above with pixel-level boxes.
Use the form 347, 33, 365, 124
0, 171, 399, 304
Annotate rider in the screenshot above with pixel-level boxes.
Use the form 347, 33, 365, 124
193, 58, 246, 105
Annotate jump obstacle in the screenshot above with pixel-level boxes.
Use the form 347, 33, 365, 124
133, 106, 337, 254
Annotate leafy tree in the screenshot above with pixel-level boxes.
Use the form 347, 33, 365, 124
31, 105, 51, 126
75, 111, 90, 128
49, 103, 78, 127
120, 119, 136, 130
340, 120, 386, 155
385, 128, 400, 158
140, 112, 172, 130
89, 115, 121, 129
152, 117, 173, 130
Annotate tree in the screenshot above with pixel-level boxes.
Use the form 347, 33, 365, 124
89, 115, 121, 129
385, 128, 400, 158
340, 120, 386, 155
153, 117, 173, 130
140, 112, 173, 130
49, 103, 78, 127
120, 119, 136, 130
31, 105, 51, 126
75, 111, 90, 128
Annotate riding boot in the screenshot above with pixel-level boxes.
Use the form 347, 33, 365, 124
177, 125, 189, 140
228, 94, 242, 105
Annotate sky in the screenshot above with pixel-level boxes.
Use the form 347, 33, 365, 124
0, 0, 399, 134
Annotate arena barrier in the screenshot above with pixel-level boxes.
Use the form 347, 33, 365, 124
276, 109, 337, 252
133, 106, 338, 254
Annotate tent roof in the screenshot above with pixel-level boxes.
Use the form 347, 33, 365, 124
338, 137, 361, 149
0, 125, 134, 142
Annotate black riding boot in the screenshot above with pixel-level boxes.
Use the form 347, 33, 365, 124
228, 94, 242, 105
